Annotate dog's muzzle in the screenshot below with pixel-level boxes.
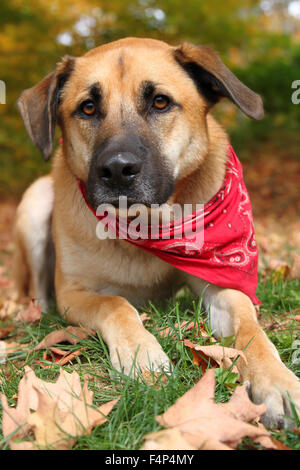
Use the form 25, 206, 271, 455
86, 133, 175, 209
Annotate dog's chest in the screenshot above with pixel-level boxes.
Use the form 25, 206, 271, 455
57, 230, 177, 296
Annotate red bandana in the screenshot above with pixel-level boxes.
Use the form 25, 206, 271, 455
77, 146, 260, 304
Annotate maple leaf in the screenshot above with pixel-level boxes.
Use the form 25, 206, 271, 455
1, 366, 119, 450
153, 369, 275, 450
15, 299, 41, 322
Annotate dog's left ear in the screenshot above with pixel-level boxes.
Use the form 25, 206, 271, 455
174, 43, 264, 120
17, 55, 75, 161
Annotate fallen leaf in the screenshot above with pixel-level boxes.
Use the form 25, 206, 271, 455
294, 315, 300, 323
154, 369, 273, 450
0, 340, 29, 357
36, 348, 86, 369
0, 326, 14, 339
140, 368, 168, 387
253, 425, 291, 450
15, 299, 41, 323
184, 340, 246, 373
34, 326, 96, 351
142, 428, 197, 450
1, 366, 119, 450
264, 318, 291, 331
159, 320, 209, 339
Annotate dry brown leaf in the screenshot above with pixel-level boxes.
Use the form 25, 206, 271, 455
0, 326, 14, 339
15, 299, 41, 323
252, 423, 284, 450
28, 381, 119, 449
1, 366, 119, 450
264, 318, 290, 331
184, 340, 246, 373
159, 320, 209, 339
155, 369, 272, 450
0, 340, 29, 357
140, 368, 168, 387
142, 428, 197, 450
34, 326, 96, 351
35, 348, 86, 369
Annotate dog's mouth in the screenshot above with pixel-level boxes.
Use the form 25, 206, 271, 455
86, 176, 174, 210
86, 193, 169, 213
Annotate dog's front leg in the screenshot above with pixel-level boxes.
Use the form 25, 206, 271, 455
56, 275, 170, 376
187, 276, 300, 428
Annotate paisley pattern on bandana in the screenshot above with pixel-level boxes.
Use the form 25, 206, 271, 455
78, 146, 260, 304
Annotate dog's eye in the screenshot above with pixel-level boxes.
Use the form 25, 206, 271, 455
81, 100, 96, 116
153, 95, 170, 111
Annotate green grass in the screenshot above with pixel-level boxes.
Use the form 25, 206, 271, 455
0, 276, 299, 450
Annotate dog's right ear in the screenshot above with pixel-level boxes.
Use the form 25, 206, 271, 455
17, 55, 75, 161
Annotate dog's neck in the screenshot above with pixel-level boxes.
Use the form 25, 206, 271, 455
172, 114, 229, 207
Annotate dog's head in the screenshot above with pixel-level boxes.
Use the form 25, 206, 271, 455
18, 37, 263, 209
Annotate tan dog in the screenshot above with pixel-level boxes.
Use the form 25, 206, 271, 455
14, 38, 299, 428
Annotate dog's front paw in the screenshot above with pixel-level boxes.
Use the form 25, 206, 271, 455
109, 330, 172, 376
250, 369, 300, 429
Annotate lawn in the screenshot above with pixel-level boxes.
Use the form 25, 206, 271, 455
0, 274, 299, 450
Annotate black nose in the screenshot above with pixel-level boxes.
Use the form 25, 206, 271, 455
97, 152, 142, 186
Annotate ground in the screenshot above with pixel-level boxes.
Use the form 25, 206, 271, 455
0, 148, 299, 450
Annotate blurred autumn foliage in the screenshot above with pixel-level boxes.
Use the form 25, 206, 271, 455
0, 0, 300, 197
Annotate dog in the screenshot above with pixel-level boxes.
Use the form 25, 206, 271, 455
13, 37, 300, 428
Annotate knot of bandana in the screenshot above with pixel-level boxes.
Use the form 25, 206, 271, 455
77, 145, 260, 304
